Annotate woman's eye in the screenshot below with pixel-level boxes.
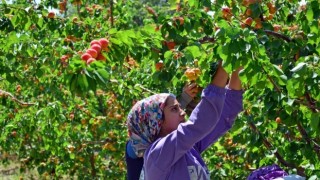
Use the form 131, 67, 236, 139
172, 107, 178, 112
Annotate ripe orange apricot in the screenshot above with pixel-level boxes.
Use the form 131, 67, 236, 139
273, 24, 282, 32
246, 9, 252, 16
99, 38, 109, 50
86, 58, 95, 65
155, 60, 164, 71
91, 44, 102, 53
48, 12, 55, 18
276, 117, 281, 124
90, 40, 101, 47
165, 41, 176, 50
81, 53, 92, 61
245, 17, 253, 26
86, 49, 98, 58
96, 53, 106, 61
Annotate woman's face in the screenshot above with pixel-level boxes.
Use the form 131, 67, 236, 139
160, 97, 186, 136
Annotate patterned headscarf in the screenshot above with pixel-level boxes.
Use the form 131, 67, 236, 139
127, 93, 176, 157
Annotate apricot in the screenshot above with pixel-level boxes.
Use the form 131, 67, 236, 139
155, 60, 164, 71
99, 38, 109, 50
86, 49, 98, 58
245, 17, 253, 26
91, 44, 102, 53
48, 12, 55, 18
81, 53, 92, 61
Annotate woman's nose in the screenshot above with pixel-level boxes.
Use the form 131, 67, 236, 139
180, 109, 186, 117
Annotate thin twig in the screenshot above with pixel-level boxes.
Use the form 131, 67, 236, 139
199, 36, 215, 44
0, 89, 36, 107
90, 152, 96, 177
82, 138, 113, 145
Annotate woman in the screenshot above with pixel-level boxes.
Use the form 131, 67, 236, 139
127, 62, 243, 179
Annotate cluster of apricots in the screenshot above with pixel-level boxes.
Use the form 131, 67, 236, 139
241, 1, 278, 30
80, 38, 109, 65
221, 0, 279, 31
184, 67, 201, 81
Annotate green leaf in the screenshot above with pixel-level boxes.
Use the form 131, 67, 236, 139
258, 44, 266, 55
70, 153, 75, 159
188, 0, 199, 7
217, 44, 228, 61
272, 64, 284, 76
185, 46, 201, 58
290, 62, 306, 73
164, 50, 173, 59
310, 113, 320, 131
306, 8, 314, 23
97, 69, 109, 79
108, 28, 118, 34
78, 74, 89, 90
109, 37, 122, 45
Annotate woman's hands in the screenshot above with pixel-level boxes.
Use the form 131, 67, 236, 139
211, 61, 228, 88
228, 67, 243, 90
211, 61, 243, 90
183, 83, 199, 98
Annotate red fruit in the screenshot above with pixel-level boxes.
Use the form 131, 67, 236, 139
11, 131, 17, 137
245, 17, 253, 26
86, 58, 95, 65
96, 53, 106, 61
90, 40, 101, 47
60, 55, 68, 61
48, 12, 55, 18
273, 24, 282, 32
91, 44, 102, 53
155, 60, 164, 71
81, 53, 92, 61
222, 7, 231, 14
165, 41, 176, 50
240, 23, 246, 29
86, 49, 98, 58
276, 117, 281, 124
99, 38, 109, 49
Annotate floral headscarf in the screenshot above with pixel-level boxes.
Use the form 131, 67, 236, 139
127, 93, 175, 157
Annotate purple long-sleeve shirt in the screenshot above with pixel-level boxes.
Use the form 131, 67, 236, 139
144, 85, 243, 180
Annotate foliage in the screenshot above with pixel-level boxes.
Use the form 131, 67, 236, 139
0, 0, 319, 179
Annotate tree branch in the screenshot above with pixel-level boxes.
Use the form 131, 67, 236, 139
248, 121, 306, 176
296, 120, 320, 159
0, 89, 36, 107
305, 92, 319, 113
110, 0, 114, 27
264, 30, 292, 42
261, 67, 282, 93
199, 36, 215, 44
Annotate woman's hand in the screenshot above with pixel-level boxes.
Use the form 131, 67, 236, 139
183, 82, 199, 98
211, 61, 229, 88
228, 66, 243, 90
